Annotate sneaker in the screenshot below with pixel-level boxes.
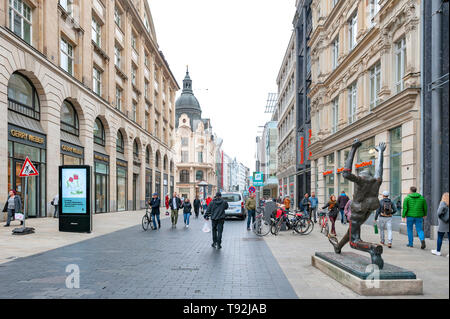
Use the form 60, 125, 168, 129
211, 243, 216, 248
3, 224, 10, 227
186, 225, 189, 228
421, 240, 426, 249
407, 244, 413, 248
431, 249, 441, 256
388, 243, 392, 248
217, 244, 222, 249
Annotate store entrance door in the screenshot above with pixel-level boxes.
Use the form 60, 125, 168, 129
95, 173, 107, 213
133, 174, 138, 211
13, 160, 40, 218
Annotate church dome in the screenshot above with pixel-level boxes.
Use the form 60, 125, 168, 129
175, 68, 202, 128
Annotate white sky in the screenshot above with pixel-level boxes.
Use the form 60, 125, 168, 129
148, 0, 296, 171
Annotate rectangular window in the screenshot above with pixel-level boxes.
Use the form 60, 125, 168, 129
356, 137, 376, 176
115, 87, 122, 111
132, 102, 137, 121
131, 33, 137, 50
144, 81, 149, 99
369, 0, 380, 27
198, 152, 203, 163
369, 62, 381, 110
347, 82, 357, 124
181, 137, 188, 146
93, 67, 102, 96
60, 37, 74, 75
145, 111, 149, 131
9, 0, 32, 45
331, 97, 339, 133
395, 37, 406, 93
348, 12, 357, 51
144, 54, 149, 67
114, 6, 121, 28
91, 17, 101, 47
114, 46, 121, 68
59, 0, 72, 15
131, 66, 137, 86
332, 37, 339, 70
181, 151, 189, 163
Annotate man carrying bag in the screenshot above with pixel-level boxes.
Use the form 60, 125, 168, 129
204, 192, 229, 249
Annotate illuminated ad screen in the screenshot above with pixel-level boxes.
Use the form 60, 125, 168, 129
61, 168, 88, 214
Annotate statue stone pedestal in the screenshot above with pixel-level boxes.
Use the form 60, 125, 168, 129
312, 252, 423, 296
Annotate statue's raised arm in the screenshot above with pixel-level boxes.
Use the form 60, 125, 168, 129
374, 142, 386, 181
342, 139, 362, 183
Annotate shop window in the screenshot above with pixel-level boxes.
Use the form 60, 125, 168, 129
94, 118, 105, 146
116, 130, 124, 154
61, 100, 79, 136
8, 72, 40, 120
196, 170, 204, 181
390, 126, 402, 214
356, 137, 376, 175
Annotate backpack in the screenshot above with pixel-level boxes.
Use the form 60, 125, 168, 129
383, 201, 393, 214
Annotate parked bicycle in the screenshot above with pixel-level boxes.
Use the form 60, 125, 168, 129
318, 209, 329, 236
252, 206, 272, 237
142, 202, 155, 231
291, 209, 314, 235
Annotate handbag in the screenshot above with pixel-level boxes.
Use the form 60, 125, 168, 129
439, 205, 449, 223
51, 200, 54, 206
14, 212, 24, 221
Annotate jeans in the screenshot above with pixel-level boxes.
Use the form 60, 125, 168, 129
310, 207, 318, 222
171, 209, 179, 225
339, 209, 346, 223
194, 207, 199, 217
53, 205, 58, 218
437, 232, 449, 252
183, 212, 190, 225
152, 212, 160, 229
406, 217, 425, 246
378, 216, 392, 244
329, 216, 337, 235
211, 219, 225, 245
6, 209, 14, 225
247, 209, 255, 229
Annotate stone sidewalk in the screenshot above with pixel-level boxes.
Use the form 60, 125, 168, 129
0, 210, 162, 264
263, 220, 449, 299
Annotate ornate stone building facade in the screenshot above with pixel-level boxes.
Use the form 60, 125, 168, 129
1, 0, 179, 221
277, 32, 297, 205
175, 70, 217, 200
309, 0, 421, 210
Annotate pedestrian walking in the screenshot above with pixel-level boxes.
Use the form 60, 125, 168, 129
300, 193, 310, 216
283, 196, 291, 212
149, 193, 161, 230
3, 190, 23, 227
344, 199, 352, 223
431, 192, 449, 257
309, 192, 319, 223
337, 191, 350, 224
169, 192, 183, 228
193, 196, 201, 218
183, 198, 192, 228
204, 192, 229, 249
201, 198, 207, 215
245, 193, 257, 230
374, 191, 397, 248
165, 195, 170, 215
402, 186, 427, 249
322, 195, 338, 236
51, 193, 59, 218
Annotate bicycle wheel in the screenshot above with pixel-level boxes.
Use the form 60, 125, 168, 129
271, 220, 281, 235
302, 218, 314, 235
324, 222, 329, 237
295, 218, 310, 234
142, 214, 150, 231
253, 218, 271, 237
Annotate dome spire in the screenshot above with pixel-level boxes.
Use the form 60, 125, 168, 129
183, 66, 192, 93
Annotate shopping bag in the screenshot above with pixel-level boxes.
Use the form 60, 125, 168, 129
374, 223, 378, 234
202, 220, 211, 233
14, 213, 24, 221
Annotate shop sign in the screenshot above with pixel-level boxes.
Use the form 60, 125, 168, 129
355, 160, 373, 169
337, 168, 344, 174
117, 160, 127, 168
94, 153, 109, 163
61, 142, 83, 156
10, 129, 44, 144
300, 136, 305, 165
323, 170, 333, 176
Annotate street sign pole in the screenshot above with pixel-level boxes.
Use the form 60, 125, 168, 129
23, 176, 27, 229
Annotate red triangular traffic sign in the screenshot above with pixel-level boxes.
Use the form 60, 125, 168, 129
19, 157, 39, 177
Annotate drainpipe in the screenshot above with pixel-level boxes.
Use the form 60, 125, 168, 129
431, 0, 442, 233
420, 0, 424, 213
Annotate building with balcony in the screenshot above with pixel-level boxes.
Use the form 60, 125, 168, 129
174, 69, 217, 200
0, 0, 179, 221
308, 0, 421, 214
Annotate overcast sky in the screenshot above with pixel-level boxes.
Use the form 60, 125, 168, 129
149, 0, 295, 171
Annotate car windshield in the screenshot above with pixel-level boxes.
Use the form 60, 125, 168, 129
222, 194, 241, 202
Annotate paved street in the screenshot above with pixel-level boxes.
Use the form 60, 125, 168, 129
0, 213, 296, 299
0, 212, 448, 299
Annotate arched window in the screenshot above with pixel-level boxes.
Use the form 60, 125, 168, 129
155, 152, 160, 169
133, 140, 139, 159
180, 170, 190, 183
116, 130, 124, 154
196, 170, 204, 181
170, 161, 174, 173
8, 72, 40, 120
61, 100, 79, 135
146, 146, 151, 164
94, 118, 105, 145
163, 156, 168, 170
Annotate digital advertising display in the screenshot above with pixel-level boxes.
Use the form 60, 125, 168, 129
61, 168, 88, 214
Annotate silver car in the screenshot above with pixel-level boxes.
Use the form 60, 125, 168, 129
222, 192, 247, 220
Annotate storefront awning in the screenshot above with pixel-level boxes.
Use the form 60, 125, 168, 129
60, 130, 82, 147
8, 110, 45, 135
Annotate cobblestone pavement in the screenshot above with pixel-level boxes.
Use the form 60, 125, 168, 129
0, 215, 298, 299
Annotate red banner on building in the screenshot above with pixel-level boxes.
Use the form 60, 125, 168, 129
300, 137, 305, 165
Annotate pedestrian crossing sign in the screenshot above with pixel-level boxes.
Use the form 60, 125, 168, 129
19, 157, 39, 177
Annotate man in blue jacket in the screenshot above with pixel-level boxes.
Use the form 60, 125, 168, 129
149, 193, 161, 230
309, 192, 319, 223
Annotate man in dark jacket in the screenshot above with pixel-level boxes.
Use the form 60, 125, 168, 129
149, 193, 161, 230
300, 193, 310, 215
337, 191, 350, 224
205, 192, 229, 249
193, 196, 201, 219
374, 191, 397, 248
169, 192, 183, 228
